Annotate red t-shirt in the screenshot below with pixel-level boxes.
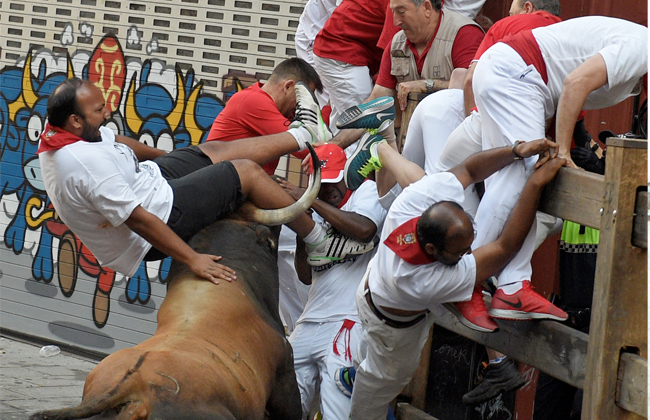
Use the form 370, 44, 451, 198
206, 82, 307, 175
473, 11, 561, 60
313, 0, 389, 75
377, 3, 400, 50
376, 14, 484, 90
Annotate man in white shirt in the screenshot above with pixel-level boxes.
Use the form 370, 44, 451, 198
38, 78, 375, 282
343, 137, 564, 420
280, 143, 386, 420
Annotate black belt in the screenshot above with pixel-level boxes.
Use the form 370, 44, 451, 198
364, 284, 427, 329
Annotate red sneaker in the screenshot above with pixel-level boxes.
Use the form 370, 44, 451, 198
444, 289, 499, 333
489, 281, 568, 321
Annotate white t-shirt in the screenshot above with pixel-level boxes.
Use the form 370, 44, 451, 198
297, 180, 387, 324
533, 16, 647, 110
296, 0, 342, 41
39, 127, 173, 277
444, 0, 487, 20
369, 172, 476, 311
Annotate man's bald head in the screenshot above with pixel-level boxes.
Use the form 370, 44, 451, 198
417, 201, 475, 265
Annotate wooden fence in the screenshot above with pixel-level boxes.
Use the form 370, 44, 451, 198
397, 137, 648, 420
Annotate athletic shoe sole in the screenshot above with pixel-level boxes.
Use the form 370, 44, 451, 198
489, 309, 568, 321
336, 97, 395, 130
343, 134, 384, 190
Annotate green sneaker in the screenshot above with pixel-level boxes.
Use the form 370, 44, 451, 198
344, 133, 386, 190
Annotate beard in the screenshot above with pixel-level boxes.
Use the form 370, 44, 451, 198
80, 119, 103, 142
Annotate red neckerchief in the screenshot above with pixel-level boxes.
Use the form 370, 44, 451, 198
37, 123, 85, 154
337, 189, 353, 209
383, 217, 437, 265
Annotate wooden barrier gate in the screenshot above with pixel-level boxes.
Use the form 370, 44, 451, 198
395, 137, 648, 420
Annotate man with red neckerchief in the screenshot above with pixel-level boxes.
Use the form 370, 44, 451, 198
346, 136, 563, 420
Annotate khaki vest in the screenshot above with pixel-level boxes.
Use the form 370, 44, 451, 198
390, 10, 482, 83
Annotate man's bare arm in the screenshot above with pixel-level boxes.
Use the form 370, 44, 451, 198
463, 61, 478, 116
555, 54, 608, 169
124, 205, 236, 284
450, 138, 557, 189
116, 135, 167, 161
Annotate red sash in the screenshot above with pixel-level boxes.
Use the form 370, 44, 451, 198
337, 189, 352, 209
383, 217, 436, 265
37, 123, 85, 154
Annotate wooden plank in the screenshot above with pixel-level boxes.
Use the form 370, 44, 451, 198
582, 138, 648, 420
538, 167, 604, 229
617, 352, 648, 417
632, 191, 647, 249
396, 402, 440, 420
431, 305, 588, 389
401, 326, 434, 410
397, 92, 429, 153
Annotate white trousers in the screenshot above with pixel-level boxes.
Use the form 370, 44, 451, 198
290, 320, 363, 420
313, 54, 374, 139
350, 279, 435, 420
295, 27, 330, 107
278, 228, 310, 334
400, 89, 480, 218
472, 43, 554, 288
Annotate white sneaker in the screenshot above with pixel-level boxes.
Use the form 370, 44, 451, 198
306, 228, 377, 267
289, 81, 332, 144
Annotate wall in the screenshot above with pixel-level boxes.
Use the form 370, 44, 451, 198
0, 0, 306, 356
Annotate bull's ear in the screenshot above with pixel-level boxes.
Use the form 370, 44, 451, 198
254, 224, 279, 253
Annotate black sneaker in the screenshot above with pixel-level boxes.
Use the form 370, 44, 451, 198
462, 358, 526, 405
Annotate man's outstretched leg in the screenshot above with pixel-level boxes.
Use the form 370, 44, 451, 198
199, 82, 331, 165
231, 158, 376, 267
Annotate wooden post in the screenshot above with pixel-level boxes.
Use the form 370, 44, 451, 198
582, 138, 648, 420
397, 92, 429, 153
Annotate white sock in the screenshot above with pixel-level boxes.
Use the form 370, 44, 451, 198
303, 222, 326, 245
288, 126, 312, 151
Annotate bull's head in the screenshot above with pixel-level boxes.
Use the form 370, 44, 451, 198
239, 144, 321, 225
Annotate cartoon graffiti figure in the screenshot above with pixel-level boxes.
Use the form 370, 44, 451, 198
1, 34, 226, 329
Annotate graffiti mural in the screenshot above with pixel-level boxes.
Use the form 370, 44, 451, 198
0, 33, 244, 331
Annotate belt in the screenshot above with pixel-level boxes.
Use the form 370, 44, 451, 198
364, 283, 427, 329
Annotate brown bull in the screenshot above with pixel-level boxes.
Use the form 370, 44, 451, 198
30, 220, 302, 420
30, 147, 322, 420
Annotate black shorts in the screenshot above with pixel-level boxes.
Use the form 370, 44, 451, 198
144, 146, 245, 261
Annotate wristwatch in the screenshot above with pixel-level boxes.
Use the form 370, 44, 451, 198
425, 79, 435, 93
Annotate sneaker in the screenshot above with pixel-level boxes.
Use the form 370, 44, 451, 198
336, 96, 395, 130
462, 358, 526, 405
306, 228, 377, 267
343, 133, 386, 191
444, 289, 499, 333
290, 81, 332, 144
335, 366, 355, 397
489, 280, 569, 321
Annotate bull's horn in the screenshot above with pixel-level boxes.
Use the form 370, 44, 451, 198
240, 143, 321, 225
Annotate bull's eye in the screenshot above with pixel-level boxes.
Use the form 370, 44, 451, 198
27, 115, 43, 144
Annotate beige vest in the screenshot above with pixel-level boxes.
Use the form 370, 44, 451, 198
390, 10, 482, 83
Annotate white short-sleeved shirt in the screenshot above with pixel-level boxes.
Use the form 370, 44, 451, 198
444, 0, 487, 20
533, 16, 647, 110
39, 127, 173, 277
369, 172, 476, 311
297, 180, 387, 324
297, 0, 342, 41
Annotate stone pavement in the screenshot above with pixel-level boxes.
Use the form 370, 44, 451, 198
0, 335, 99, 420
